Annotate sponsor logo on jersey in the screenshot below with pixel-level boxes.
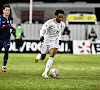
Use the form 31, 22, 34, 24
2, 21, 6, 23
50, 26, 55, 29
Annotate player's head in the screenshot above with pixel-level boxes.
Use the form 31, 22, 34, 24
2, 4, 10, 17
55, 10, 64, 23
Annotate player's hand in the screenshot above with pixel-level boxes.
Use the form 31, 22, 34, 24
59, 40, 62, 45
40, 36, 44, 42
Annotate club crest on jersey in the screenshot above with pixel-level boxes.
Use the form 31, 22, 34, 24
7, 20, 9, 24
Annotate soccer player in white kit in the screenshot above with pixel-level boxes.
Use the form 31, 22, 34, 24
35, 10, 65, 78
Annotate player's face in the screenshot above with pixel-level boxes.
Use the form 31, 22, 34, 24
3, 7, 10, 17
56, 13, 64, 23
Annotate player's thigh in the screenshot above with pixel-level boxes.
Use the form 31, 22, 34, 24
41, 43, 49, 54
49, 48, 57, 57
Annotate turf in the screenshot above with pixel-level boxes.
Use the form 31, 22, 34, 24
0, 53, 100, 90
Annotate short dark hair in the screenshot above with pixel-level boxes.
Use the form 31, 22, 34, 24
2, 4, 10, 10
55, 10, 65, 16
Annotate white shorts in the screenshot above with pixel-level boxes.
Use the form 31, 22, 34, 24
41, 40, 60, 54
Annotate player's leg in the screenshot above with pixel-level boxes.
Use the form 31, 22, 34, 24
0, 42, 5, 72
42, 48, 57, 78
35, 53, 46, 62
35, 42, 47, 63
2, 41, 10, 72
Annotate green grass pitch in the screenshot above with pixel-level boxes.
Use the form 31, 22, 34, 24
0, 53, 100, 90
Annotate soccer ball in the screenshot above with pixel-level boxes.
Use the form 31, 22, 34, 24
49, 68, 59, 78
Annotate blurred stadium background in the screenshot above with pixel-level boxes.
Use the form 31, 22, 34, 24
1, 1, 100, 90
1, 0, 100, 53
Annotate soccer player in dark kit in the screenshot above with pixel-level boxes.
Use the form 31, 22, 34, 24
0, 4, 15, 72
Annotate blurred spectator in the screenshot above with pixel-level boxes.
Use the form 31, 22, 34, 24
88, 28, 97, 54
62, 26, 70, 41
62, 26, 71, 53
12, 24, 25, 51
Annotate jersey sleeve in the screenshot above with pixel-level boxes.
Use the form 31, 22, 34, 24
40, 20, 50, 37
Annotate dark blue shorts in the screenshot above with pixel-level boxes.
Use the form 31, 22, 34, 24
0, 40, 10, 49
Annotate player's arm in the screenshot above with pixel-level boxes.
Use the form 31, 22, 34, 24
9, 24, 16, 37
11, 28, 16, 37
40, 21, 49, 42
0, 18, 9, 30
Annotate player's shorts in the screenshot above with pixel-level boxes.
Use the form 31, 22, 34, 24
41, 40, 60, 54
0, 40, 10, 50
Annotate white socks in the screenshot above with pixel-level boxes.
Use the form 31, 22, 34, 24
36, 54, 54, 73
36, 53, 41, 60
2, 66, 5, 68
44, 57, 54, 73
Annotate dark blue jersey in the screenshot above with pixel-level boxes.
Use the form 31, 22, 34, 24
0, 15, 13, 41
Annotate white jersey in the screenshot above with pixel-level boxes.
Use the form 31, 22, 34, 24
40, 18, 65, 54
40, 18, 65, 43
